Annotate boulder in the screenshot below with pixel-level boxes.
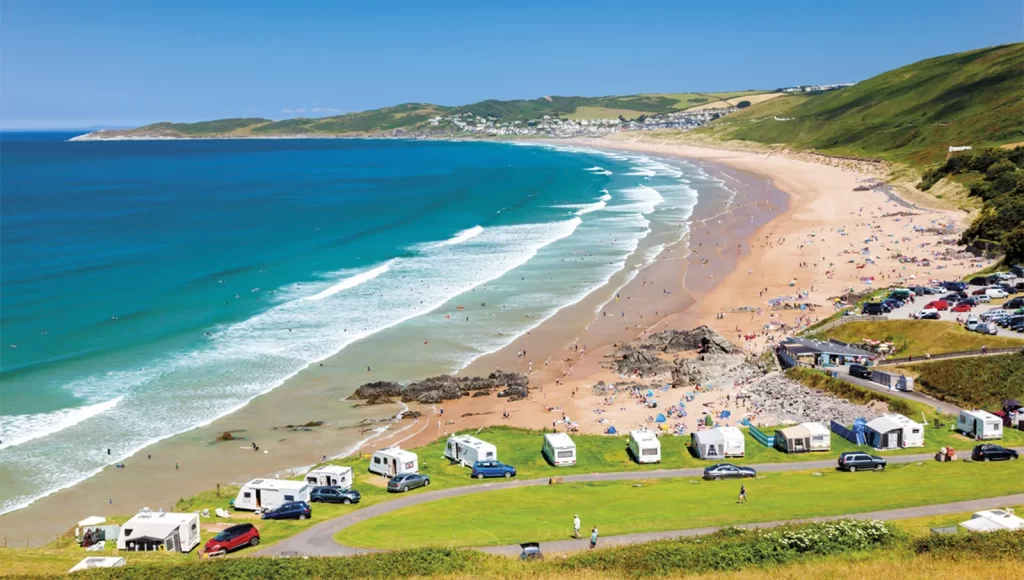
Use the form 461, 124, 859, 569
349, 381, 402, 400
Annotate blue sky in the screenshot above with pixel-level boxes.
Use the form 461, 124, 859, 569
1, 0, 1021, 128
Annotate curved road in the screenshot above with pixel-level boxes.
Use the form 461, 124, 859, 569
257, 450, 1023, 557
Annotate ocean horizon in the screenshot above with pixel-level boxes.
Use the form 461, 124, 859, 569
0, 133, 734, 514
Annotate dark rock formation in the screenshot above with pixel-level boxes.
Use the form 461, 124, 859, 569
349, 371, 528, 405
638, 326, 734, 354
350, 381, 402, 400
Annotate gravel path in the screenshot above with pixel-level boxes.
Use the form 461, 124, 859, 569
257, 450, 1022, 557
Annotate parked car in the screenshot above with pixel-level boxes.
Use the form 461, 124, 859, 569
975, 295, 991, 303
979, 323, 999, 335
917, 310, 940, 320
519, 542, 543, 560
387, 473, 431, 492
703, 463, 757, 480
471, 460, 517, 479
971, 444, 1019, 462
204, 523, 259, 553
999, 315, 1024, 328
941, 281, 967, 291
952, 303, 972, 313
261, 501, 311, 520
310, 486, 361, 504
969, 276, 989, 286
849, 364, 872, 379
861, 302, 886, 315
972, 288, 988, 296
882, 298, 904, 309
1004, 297, 1024, 310
997, 283, 1018, 294
837, 451, 886, 472
987, 288, 1009, 299
925, 300, 949, 311
965, 317, 981, 331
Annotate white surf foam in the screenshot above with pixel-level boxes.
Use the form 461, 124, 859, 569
435, 225, 484, 247
303, 263, 392, 302
0, 396, 124, 451
576, 201, 607, 215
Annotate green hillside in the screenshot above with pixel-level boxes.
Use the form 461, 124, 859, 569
137, 117, 271, 135
696, 43, 1024, 164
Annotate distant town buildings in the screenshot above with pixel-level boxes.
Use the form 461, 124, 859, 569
780, 83, 855, 94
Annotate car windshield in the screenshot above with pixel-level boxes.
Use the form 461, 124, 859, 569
213, 530, 231, 541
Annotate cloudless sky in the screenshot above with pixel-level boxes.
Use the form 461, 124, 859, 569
1, 0, 1021, 128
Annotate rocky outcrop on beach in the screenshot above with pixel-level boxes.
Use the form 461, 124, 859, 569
610, 327, 743, 379
743, 372, 880, 425
632, 326, 735, 355
349, 371, 529, 405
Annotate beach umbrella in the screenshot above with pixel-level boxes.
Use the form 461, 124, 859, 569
655, 413, 666, 423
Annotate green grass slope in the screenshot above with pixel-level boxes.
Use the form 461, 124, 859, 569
697, 43, 1024, 164
137, 117, 271, 135
807, 319, 1024, 358
893, 353, 1024, 410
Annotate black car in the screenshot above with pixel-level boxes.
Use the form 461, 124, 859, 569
861, 303, 886, 315
310, 486, 361, 504
1004, 297, 1024, 310
837, 451, 886, 472
942, 281, 968, 292
849, 364, 872, 379
919, 311, 941, 320
703, 463, 757, 480
998, 283, 1018, 295
969, 276, 990, 286
387, 473, 431, 492
971, 444, 1019, 462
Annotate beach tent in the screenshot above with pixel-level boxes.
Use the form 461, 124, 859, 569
655, 413, 666, 423
605, 426, 618, 435
646, 389, 655, 397
773, 424, 812, 454
704, 415, 713, 427
691, 427, 745, 459
117, 509, 200, 553
444, 434, 497, 466
803, 421, 831, 451
305, 465, 353, 489
69, 557, 126, 574
720, 410, 732, 419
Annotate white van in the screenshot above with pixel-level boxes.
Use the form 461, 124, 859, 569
628, 430, 661, 464
986, 288, 1008, 299
542, 432, 577, 466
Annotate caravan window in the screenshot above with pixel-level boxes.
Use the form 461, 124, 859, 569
642, 448, 658, 456
374, 457, 381, 464
404, 461, 414, 469
557, 450, 573, 458
284, 494, 294, 501
243, 492, 251, 498
911, 429, 920, 434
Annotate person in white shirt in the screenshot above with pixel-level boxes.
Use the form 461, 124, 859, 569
573, 515, 581, 539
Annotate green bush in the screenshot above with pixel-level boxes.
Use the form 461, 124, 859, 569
735, 100, 751, 108
899, 353, 1024, 409
912, 530, 1024, 561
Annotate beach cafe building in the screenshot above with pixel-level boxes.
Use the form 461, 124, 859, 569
778, 337, 876, 368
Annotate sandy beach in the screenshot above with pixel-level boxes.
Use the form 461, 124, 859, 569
0, 135, 993, 546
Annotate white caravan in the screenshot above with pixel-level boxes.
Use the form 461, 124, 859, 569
628, 430, 661, 463
304, 465, 354, 488
444, 434, 497, 466
117, 509, 200, 553
369, 447, 419, 477
542, 432, 577, 466
233, 478, 310, 512
956, 410, 1003, 440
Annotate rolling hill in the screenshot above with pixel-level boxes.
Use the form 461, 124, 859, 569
694, 43, 1024, 164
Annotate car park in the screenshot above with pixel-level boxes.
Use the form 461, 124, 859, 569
969, 276, 989, 286
924, 300, 949, 311
471, 460, 517, 479
261, 501, 311, 520
204, 523, 259, 553
837, 452, 886, 472
971, 444, 1019, 462
702, 463, 757, 480
1004, 297, 1024, 310
387, 473, 431, 492
310, 486, 361, 504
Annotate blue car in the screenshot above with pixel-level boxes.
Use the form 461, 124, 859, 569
471, 460, 516, 479
882, 298, 903, 309
261, 501, 311, 520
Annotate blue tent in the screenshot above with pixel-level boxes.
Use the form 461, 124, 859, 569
720, 410, 732, 419
655, 413, 666, 423
646, 389, 655, 397
605, 426, 618, 435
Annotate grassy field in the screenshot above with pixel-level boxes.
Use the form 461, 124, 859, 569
336, 460, 1023, 549
893, 353, 1024, 410
807, 319, 1024, 358
695, 43, 1024, 165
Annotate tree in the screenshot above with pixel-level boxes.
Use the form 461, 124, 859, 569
1004, 226, 1024, 265
736, 101, 752, 109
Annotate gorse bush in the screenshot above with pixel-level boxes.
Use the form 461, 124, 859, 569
912, 529, 1024, 561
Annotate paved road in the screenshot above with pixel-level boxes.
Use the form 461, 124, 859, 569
832, 366, 962, 415
257, 450, 1021, 557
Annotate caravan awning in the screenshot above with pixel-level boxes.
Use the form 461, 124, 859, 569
960, 518, 1005, 532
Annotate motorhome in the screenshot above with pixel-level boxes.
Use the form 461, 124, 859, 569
542, 432, 577, 466
304, 465, 353, 488
628, 430, 661, 463
368, 447, 418, 477
444, 435, 497, 466
233, 479, 310, 512
117, 509, 200, 553
956, 410, 1003, 440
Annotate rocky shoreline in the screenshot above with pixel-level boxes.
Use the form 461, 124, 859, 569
349, 370, 529, 405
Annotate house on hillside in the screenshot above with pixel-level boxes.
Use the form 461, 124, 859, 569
778, 337, 876, 368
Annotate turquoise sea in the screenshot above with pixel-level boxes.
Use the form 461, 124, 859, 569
0, 134, 735, 513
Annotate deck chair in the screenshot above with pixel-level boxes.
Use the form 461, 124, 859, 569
215, 508, 231, 518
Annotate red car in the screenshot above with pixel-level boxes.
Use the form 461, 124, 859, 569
925, 300, 949, 311
203, 523, 259, 554
951, 303, 972, 312
972, 288, 988, 296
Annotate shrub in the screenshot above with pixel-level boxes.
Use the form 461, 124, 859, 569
736, 100, 751, 108
913, 530, 1024, 561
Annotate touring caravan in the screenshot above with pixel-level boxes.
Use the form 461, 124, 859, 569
233, 479, 310, 512
865, 414, 924, 449
369, 447, 418, 477
542, 432, 577, 466
444, 435, 497, 466
304, 465, 353, 489
117, 509, 200, 553
891, 414, 925, 447
956, 410, 1003, 440
628, 430, 661, 464
691, 427, 745, 459
960, 509, 1024, 532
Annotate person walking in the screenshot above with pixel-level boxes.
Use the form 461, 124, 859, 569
589, 526, 599, 549
573, 515, 581, 539
738, 484, 747, 504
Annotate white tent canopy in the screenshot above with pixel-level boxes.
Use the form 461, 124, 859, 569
691, 426, 745, 459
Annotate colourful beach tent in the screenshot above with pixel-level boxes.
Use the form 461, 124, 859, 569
655, 413, 666, 423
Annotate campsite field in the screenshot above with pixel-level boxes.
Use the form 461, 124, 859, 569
807, 320, 1024, 359
335, 461, 1024, 549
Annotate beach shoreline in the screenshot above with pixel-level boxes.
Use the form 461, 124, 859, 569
0, 136, 988, 546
